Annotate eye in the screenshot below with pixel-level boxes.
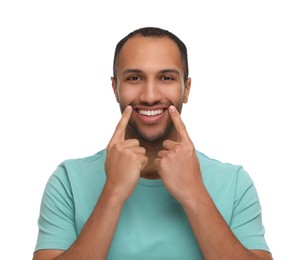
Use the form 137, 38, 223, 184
161, 75, 174, 81
127, 75, 142, 81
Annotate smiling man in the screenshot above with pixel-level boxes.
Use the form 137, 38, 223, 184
33, 27, 272, 260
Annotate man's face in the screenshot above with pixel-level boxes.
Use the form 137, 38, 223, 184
112, 36, 191, 143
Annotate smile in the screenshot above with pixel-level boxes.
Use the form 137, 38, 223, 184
138, 109, 164, 116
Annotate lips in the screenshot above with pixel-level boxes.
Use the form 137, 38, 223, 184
133, 106, 168, 124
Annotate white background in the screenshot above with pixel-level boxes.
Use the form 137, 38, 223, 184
1, 0, 298, 259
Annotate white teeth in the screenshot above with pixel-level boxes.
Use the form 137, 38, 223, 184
139, 109, 163, 116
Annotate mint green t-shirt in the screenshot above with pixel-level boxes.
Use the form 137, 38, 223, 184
34, 149, 270, 259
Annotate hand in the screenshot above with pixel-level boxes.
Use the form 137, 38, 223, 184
105, 106, 148, 201
154, 105, 203, 204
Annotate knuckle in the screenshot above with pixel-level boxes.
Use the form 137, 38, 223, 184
177, 122, 186, 131
116, 122, 125, 132
113, 142, 125, 153
107, 143, 112, 150
107, 142, 116, 151
140, 147, 146, 154
133, 139, 140, 146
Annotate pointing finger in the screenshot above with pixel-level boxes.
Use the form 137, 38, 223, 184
109, 105, 132, 144
169, 105, 190, 143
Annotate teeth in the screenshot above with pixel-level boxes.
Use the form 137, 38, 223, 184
139, 109, 163, 116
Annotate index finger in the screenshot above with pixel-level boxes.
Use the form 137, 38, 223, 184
169, 105, 191, 142
109, 105, 132, 144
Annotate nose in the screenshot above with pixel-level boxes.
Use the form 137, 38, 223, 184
139, 79, 162, 104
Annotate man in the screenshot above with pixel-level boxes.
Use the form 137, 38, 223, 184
33, 27, 272, 259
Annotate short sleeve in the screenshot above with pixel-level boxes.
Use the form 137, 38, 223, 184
230, 167, 270, 252
34, 165, 77, 252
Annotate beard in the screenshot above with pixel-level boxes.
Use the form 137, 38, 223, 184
128, 121, 174, 143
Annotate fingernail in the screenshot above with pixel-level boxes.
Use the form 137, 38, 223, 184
169, 105, 176, 112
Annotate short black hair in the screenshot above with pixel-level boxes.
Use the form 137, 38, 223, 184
113, 27, 189, 82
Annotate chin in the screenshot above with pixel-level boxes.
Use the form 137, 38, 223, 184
129, 123, 174, 143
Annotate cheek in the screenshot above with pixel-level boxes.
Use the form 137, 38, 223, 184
118, 88, 139, 126
118, 87, 138, 105
161, 88, 184, 105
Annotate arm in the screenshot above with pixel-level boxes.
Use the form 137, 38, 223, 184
33, 187, 124, 260
33, 106, 148, 260
181, 183, 272, 260
154, 106, 272, 260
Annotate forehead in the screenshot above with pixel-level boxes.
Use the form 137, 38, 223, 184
117, 36, 183, 73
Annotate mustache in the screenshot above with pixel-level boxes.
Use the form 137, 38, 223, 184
129, 101, 173, 107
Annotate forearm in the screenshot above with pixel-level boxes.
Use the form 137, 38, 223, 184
54, 184, 125, 260
182, 186, 265, 260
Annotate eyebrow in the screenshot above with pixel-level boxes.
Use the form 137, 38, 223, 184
160, 69, 180, 75
122, 68, 180, 75
122, 69, 143, 75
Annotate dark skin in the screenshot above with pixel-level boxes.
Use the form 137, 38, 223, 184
33, 36, 272, 260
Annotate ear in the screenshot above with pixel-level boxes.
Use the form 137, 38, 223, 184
183, 77, 191, 103
111, 77, 119, 103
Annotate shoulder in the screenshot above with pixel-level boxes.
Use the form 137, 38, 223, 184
196, 150, 249, 180
53, 149, 106, 176
59, 149, 106, 170
47, 149, 107, 189
196, 150, 254, 201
